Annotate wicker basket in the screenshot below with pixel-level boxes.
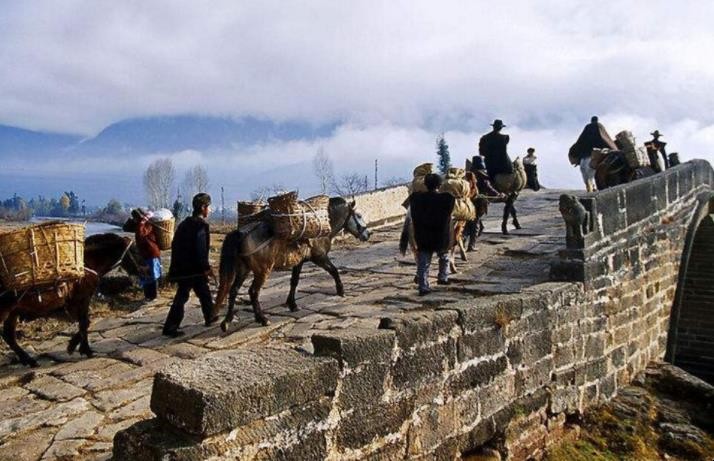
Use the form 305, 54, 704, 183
441, 178, 470, 198
237, 201, 269, 228
268, 192, 331, 241
151, 218, 175, 251
0, 222, 85, 292
452, 198, 476, 221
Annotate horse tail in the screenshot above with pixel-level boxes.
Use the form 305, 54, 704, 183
215, 230, 242, 310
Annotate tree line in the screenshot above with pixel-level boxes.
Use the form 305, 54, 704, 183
0, 191, 84, 221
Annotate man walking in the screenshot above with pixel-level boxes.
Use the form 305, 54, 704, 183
163, 193, 217, 337
409, 173, 455, 296
124, 208, 162, 302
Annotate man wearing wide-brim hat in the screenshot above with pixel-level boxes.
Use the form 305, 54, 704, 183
645, 130, 668, 171
478, 119, 523, 234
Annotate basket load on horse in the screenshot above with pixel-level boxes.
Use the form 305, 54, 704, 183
568, 116, 618, 192
216, 191, 370, 327
439, 167, 476, 269
587, 130, 656, 190
0, 222, 141, 366
0, 222, 85, 295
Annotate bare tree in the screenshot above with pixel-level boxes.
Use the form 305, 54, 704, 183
250, 183, 286, 202
331, 173, 369, 197
312, 147, 334, 194
143, 158, 175, 209
182, 165, 210, 199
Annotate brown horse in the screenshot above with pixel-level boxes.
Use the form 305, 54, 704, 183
594, 151, 656, 190
0, 233, 141, 367
215, 197, 370, 328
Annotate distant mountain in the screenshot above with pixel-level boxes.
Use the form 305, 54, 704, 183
0, 115, 337, 157
0, 124, 82, 157
74, 115, 337, 155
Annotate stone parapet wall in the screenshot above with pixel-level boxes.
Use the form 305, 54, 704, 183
113, 161, 714, 460
352, 185, 408, 227
552, 160, 713, 283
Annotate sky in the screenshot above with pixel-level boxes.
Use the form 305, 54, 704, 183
1, 0, 714, 205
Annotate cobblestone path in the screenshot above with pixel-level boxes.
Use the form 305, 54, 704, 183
0, 189, 567, 460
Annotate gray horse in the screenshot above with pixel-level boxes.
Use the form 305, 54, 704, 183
214, 197, 370, 327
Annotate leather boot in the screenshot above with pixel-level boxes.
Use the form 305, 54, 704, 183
512, 218, 522, 230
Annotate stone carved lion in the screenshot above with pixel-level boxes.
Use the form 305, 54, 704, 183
559, 194, 589, 241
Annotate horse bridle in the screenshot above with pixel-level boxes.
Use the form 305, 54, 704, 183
85, 238, 136, 277
344, 207, 367, 238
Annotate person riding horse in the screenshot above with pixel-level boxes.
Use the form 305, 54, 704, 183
478, 119, 522, 234
645, 130, 668, 172
569, 116, 617, 192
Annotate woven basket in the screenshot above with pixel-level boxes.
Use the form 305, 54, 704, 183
151, 218, 175, 251
269, 192, 331, 241
0, 222, 85, 291
615, 131, 637, 152
453, 198, 476, 221
441, 178, 471, 198
237, 201, 269, 228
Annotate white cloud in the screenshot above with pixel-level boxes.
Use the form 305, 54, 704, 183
1, 1, 714, 135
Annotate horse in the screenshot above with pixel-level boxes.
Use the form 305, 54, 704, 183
0, 233, 142, 367
214, 197, 370, 328
594, 151, 656, 190
492, 158, 526, 235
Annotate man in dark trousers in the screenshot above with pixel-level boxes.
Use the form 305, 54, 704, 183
163, 193, 216, 337
409, 173, 455, 296
464, 155, 503, 251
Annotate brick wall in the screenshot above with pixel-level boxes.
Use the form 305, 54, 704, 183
669, 214, 714, 383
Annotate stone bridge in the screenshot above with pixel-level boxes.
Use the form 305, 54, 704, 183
1, 161, 713, 460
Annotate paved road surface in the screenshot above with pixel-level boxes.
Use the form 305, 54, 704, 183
0, 189, 568, 461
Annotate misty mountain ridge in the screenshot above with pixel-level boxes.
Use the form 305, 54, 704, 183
0, 115, 337, 157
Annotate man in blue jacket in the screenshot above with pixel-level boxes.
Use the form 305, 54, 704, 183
162, 193, 216, 337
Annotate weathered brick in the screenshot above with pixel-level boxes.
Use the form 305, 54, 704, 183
312, 328, 394, 367
392, 338, 456, 389
150, 348, 338, 436
379, 310, 458, 349
448, 356, 508, 394
458, 328, 505, 362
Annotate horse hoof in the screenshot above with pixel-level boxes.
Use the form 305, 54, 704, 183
80, 348, 94, 358
257, 317, 270, 326
22, 357, 39, 368
220, 321, 228, 332
288, 304, 299, 312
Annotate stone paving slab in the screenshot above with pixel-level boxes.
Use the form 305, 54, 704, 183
0, 188, 566, 460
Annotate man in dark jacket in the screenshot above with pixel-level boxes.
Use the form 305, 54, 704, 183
479, 119, 513, 182
569, 116, 617, 192
464, 156, 503, 250
409, 174, 455, 296
162, 193, 216, 337
645, 130, 668, 171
